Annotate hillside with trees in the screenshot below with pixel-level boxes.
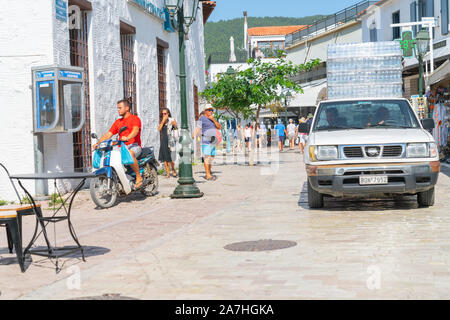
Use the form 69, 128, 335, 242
204, 15, 325, 64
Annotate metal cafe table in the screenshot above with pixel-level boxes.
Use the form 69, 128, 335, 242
9, 172, 96, 272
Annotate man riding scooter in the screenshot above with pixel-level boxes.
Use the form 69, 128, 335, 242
92, 99, 144, 189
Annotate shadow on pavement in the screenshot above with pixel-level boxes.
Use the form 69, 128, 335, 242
0, 246, 110, 272
297, 181, 419, 211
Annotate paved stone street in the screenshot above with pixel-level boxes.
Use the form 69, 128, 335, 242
1, 149, 450, 299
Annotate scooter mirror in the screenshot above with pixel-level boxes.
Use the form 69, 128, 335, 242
91, 133, 98, 139
119, 126, 128, 135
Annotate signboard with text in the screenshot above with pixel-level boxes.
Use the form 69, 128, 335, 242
55, 0, 67, 21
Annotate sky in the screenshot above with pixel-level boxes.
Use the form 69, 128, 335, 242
207, 0, 367, 22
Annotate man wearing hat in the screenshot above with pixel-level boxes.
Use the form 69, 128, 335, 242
297, 116, 308, 154
193, 105, 222, 181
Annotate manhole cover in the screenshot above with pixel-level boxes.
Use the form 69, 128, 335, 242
70, 294, 138, 300
224, 239, 297, 252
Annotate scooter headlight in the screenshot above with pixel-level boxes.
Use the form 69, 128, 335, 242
99, 141, 109, 149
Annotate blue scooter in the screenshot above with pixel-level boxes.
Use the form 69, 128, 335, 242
90, 126, 159, 208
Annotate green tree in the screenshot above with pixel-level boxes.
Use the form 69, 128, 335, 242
201, 51, 320, 165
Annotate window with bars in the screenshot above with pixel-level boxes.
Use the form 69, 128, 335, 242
193, 84, 199, 121
120, 25, 137, 114
392, 11, 400, 40
157, 45, 167, 111
69, 10, 92, 171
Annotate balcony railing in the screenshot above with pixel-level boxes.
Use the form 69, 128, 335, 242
285, 0, 378, 48
207, 50, 249, 65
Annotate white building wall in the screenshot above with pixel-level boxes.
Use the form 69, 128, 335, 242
0, 1, 54, 201
286, 22, 362, 64
0, 0, 207, 201
362, 0, 449, 44
361, 0, 450, 69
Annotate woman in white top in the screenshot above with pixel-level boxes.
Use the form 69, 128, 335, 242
244, 124, 252, 150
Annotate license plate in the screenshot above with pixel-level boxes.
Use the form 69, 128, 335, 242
359, 175, 388, 185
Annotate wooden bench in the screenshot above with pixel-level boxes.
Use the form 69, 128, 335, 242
0, 204, 42, 272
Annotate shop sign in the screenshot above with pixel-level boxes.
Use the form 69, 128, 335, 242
128, 0, 166, 21
55, 0, 67, 21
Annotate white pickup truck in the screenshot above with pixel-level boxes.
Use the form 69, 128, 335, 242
301, 98, 440, 208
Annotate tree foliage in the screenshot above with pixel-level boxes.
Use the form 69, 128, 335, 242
201, 51, 320, 121
200, 52, 320, 165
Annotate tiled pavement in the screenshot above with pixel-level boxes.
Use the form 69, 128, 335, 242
1, 148, 450, 299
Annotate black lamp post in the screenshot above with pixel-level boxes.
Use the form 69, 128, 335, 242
165, 0, 203, 198
280, 90, 291, 125
414, 29, 430, 97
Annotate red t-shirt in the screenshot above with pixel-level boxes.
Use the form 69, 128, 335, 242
109, 114, 142, 146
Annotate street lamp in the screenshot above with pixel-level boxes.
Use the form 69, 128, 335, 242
280, 90, 292, 125
165, 0, 203, 198
414, 29, 430, 97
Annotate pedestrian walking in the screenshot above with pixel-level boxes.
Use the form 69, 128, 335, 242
236, 123, 244, 151
287, 119, 297, 150
274, 119, 287, 151
244, 124, 252, 150
297, 117, 308, 154
256, 123, 263, 149
193, 106, 222, 181
267, 127, 272, 147
158, 108, 178, 178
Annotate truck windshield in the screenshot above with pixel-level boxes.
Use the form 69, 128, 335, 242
313, 100, 420, 131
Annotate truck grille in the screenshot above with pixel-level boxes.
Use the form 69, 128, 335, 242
382, 145, 403, 157
342, 145, 404, 158
343, 147, 363, 158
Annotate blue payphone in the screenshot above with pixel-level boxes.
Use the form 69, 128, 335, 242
32, 65, 85, 133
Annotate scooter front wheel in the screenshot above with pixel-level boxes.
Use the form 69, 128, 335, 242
90, 173, 118, 208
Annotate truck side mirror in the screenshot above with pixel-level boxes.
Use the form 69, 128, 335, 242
421, 118, 435, 130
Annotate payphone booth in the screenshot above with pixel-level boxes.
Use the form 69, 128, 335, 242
32, 65, 85, 133
31, 65, 85, 197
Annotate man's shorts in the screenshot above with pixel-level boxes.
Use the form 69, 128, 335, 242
202, 144, 216, 157
126, 143, 142, 158
288, 133, 296, 140
278, 136, 286, 143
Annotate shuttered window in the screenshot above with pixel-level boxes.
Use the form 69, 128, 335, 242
442, 0, 449, 34
392, 11, 401, 40
411, 1, 417, 35
426, 0, 434, 17
157, 45, 167, 111
193, 84, 199, 121
120, 22, 137, 115
70, 10, 92, 171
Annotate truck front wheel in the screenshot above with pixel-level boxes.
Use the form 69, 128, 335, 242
417, 187, 435, 207
308, 180, 324, 209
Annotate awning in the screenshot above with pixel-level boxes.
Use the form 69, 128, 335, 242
289, 80, 327, 107
428, 59, 450, 86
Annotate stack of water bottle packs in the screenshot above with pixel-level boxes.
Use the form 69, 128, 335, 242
327, 42, 403, 100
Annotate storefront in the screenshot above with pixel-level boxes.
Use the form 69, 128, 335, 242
427, 59, 450, 160
0, 0, 212, 200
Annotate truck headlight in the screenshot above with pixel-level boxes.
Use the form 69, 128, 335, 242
406, 143, 428, 158
429, 142, 438, 158
317, 146, 339, 160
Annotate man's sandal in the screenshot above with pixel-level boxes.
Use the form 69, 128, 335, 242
134, 180, 144, 189
205, 176, 217, 181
